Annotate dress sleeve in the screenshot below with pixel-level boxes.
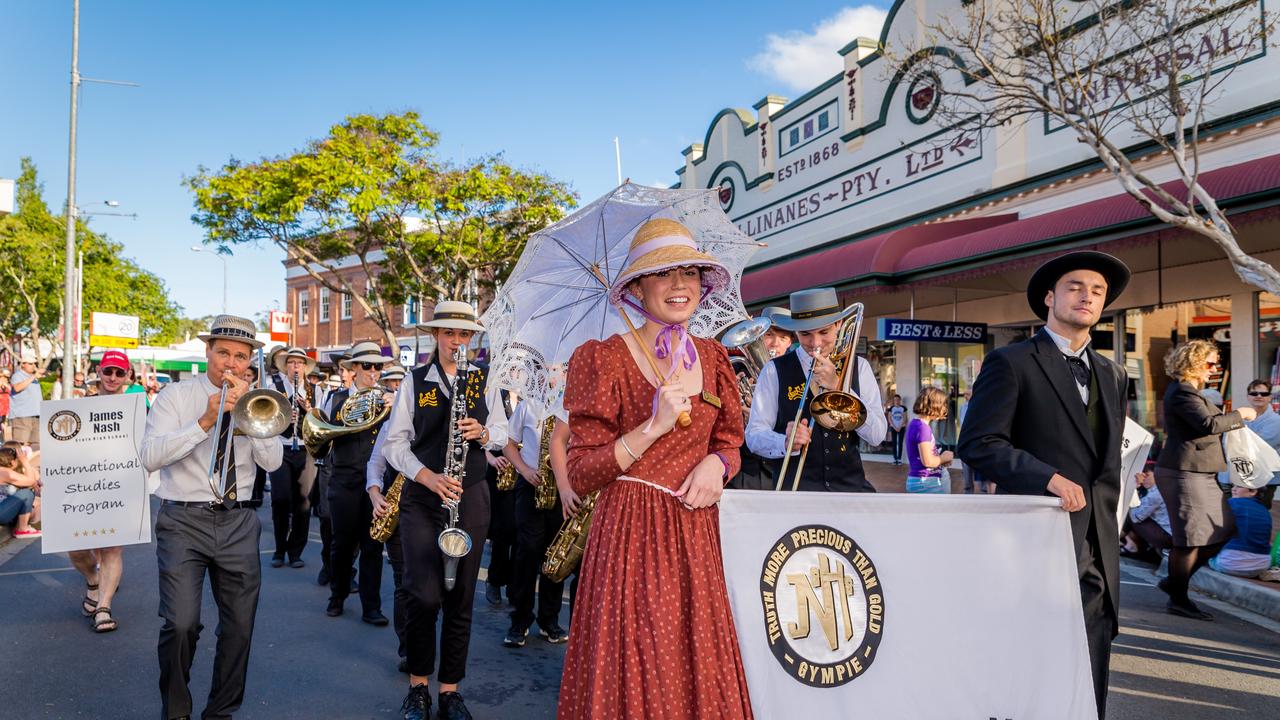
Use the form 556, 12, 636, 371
709, 342, 744, 480
565, 340, 625, 494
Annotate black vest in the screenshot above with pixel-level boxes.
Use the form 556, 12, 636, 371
409, 359, 491, 489
766, 350, 872, 492
326, 387, 385, 478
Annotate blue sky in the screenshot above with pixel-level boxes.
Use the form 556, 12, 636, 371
1, 1, 890, 324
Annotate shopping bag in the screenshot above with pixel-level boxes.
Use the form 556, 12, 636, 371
1223, 426, 1280, 489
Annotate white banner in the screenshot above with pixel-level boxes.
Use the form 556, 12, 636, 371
39, 394, 151, 553
720, 490, 1096, 720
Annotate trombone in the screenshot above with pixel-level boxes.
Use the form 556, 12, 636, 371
206, 348, 291, 501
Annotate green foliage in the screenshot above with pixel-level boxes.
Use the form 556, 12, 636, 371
185, 111, 576, 346
0, 158, 183, 363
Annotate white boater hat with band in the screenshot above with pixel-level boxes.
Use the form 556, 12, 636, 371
607, 217, 731, 307
419, 301, 485, 333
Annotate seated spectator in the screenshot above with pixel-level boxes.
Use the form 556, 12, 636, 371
0, 367, 11, 442
1209, 486, 1274, 578
1244, 378, 1280, 509
906, 386, 953, 493
0, 445, 40, 538
1122, 471, 1172, 563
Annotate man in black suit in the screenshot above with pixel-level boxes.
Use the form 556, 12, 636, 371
958, 251, 1131, 720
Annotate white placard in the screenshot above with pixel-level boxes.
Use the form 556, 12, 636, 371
39, 394, 151, 553
90, 311, 139, 339
1118, 418, 1154, 532
720, 490, 1096, 720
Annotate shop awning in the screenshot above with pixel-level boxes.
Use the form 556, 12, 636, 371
742, 151, 1280, 303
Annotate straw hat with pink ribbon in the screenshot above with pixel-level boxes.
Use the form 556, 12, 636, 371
607, 218, 731, 308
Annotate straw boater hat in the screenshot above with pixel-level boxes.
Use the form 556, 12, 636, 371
197, 314, 264, 350
772, 288, 857, 333
274, 346, 317, 374
419, 301, 485, 333
340, 341, 393, 369
1025, 250, 1130, 321
381, 366, 406, 383
607, 217, 731, 307
18, 350, 37, 364
306, 366, 325, 379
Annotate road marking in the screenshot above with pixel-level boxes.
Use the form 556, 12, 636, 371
0, 566, 78, 577
1111, 686, 1237, 710
1120, 563, 1280, 634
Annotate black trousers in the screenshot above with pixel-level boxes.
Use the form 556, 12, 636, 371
328, 475, 384, 612
889, 427, 906, 462
269, 447, 311, 561
400, 479, 490, 683
155, 503, 261, 720
509, 481, 564, 630
486, 471, 516, 589
1079, 515, 1118, 720
385, 525, 409, 658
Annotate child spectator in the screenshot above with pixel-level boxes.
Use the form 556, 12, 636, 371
1122, 471, 1172, 563
906, 386, 953, 493
1208, 486, 1273, 578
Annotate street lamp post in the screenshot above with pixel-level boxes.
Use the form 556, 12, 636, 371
60, 0, 81, 399
191, 246, 228, 314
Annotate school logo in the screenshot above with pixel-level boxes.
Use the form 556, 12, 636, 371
48, 410, 82, 441
787, 384, 804, 402
759, 525, 884, 687
419, 389, 439, 408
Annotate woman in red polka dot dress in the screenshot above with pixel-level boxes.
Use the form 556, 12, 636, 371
557, 218, 754, 719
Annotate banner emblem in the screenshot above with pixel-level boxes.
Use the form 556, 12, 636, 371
47, 410, 82, 441
759, 524, 884, 687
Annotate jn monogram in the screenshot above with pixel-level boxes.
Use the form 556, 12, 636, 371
786, 553, 857, 651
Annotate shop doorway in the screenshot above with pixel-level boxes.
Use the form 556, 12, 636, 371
918, 342, 986, 447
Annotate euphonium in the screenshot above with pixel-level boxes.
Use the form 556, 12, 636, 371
542, 490, 599, 583
533, 415, 558, 510
438, 346, 474, 591
721, 315, 774, 407
808, 303, 868, 433
300, 385, 390, 458
369, 473, 405, 543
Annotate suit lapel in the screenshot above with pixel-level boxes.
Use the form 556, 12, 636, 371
1031, 331, 1095, 453
1089, 347, 1122, 457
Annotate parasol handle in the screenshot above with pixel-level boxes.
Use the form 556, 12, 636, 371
616, 305, 692, 429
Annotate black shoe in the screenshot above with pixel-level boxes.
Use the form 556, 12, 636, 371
485, 584, 502, 606
351, 578, 359, 593
289, 558, 306, 568
270, 555, 285, 568
503, 625, 528, 648
326, 599, 344, 617
1167, 600, 1214, 621
317, 566, 330, 586
363, 610, 390, 626
398, 657, 409, 674
1157, 577, 1171, 596
400, 683, 432, 720
436, 691, 473, 720
539, 624, 568, 644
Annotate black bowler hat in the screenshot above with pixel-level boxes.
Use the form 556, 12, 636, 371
1026, 250, 1130, 321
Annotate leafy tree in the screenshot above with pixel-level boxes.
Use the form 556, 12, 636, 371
185, 112, 575, 348
0, 158, 183, 366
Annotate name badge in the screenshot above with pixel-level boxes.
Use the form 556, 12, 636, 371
701, 390, 722, 409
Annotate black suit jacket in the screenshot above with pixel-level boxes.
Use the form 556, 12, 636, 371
1155, 381, 1243, 472
958, 330, 1127, 624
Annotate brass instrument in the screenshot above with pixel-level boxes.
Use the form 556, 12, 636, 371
439, 346, 474, 591
206, 381, 233, 500
542, 490, 599, 582
533, 415, 558, 510
721, 316, 774, 407
300, 385, 391, 458
496, 452, 517, 491
808, 303, 868, 433
234, 348, 291, 439
369, 473, 405, 542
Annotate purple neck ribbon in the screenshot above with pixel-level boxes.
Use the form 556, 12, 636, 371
622, 285, 711, 418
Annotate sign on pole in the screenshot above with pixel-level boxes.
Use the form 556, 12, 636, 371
269, 310, 293, 342
89, 311, 140, 349
39, 393, 151, 553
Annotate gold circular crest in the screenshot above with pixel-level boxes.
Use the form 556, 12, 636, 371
48, 409, 82, 441
758, 524, 884, 687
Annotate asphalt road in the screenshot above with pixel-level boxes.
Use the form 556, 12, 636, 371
1, 500, 1277, 719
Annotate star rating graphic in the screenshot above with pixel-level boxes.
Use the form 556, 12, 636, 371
72, 528, 117, 538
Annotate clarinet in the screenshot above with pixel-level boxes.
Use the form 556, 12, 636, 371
290, 372, 301, 451
437, 346, 474, 591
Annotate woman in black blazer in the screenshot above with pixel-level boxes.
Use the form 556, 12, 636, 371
1154, 340, 1255, 620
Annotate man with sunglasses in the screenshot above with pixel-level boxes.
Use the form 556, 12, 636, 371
1245, 379, 1280, 508
323, 341, 393, 623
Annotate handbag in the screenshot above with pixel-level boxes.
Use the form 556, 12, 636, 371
1223, 426, 1280, 489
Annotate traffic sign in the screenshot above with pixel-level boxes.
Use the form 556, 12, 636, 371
89, 312, 140, 349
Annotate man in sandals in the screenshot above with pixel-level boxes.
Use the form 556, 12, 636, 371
68, 349, 132, 633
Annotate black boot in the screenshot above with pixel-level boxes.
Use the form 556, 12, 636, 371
437, 691, 473, 720
400, 684, 432, 720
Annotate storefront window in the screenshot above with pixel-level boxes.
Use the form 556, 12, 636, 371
918, 341, 985, 448
1128, 297, 1231, 434
1258, 293, 1280, 411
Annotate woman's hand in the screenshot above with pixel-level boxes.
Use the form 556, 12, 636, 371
674, 454, 726, 509
649, 380, 691, 435
458, 417, 487, 442
414, 467, 463, 504
1238, 407, 1258, 422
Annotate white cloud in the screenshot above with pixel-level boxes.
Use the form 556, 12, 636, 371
747, 6, 889, 92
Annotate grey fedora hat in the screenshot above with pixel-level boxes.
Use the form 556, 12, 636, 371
340, 341, 393, 369
197, 314, 264, 350
771, 288, 857, 333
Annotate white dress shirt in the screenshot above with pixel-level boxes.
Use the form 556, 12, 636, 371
141, 373, 283, 502
366, 417, 391, 492
508, 400, 546, 469
1043, 326, 1091, 404
746, 346, 887, 458
382, 363, 509, 483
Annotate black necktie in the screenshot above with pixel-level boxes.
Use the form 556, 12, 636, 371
1066, 356, 1091, 387
213, 411, 238, 501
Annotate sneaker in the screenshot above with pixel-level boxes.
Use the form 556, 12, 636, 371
326, 598, 344, 617
1259, 567, 1280, 583
270, 555, 285, 568
289, 558, 306, 569
400, 683, 432, 720
13, 528, 41, 539
502, 625, 528, 648
539, 624, 569, 644
437, 691, 473, 720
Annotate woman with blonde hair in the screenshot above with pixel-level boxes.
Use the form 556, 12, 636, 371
1154, 339, 1252, 620
906, 386, 954, 493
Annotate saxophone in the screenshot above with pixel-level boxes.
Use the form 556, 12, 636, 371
369, 473, 405, 543
542, 491, 599, 582
438, 346, 474, 591
496, 458, 517, 491
533, 415, 558, 510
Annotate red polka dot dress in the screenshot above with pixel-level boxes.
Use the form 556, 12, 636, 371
557, 334, 754, 720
